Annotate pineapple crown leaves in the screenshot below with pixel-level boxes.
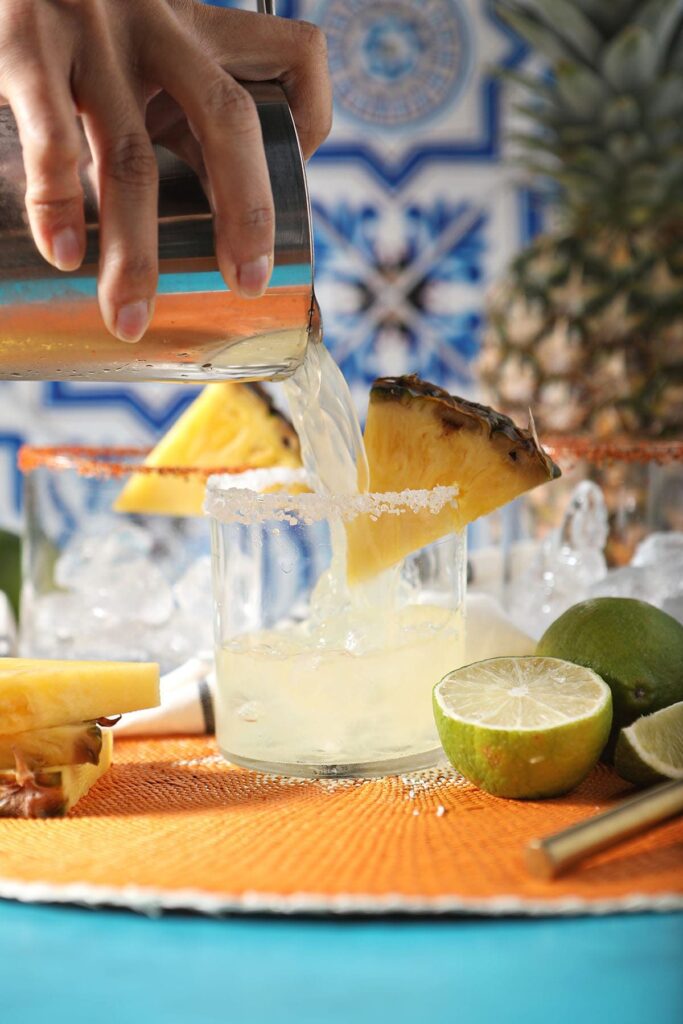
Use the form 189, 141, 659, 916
496, 0, 683, 230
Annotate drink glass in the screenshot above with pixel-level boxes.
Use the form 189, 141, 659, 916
206, 472, 467, 778
19, 445, 215, 673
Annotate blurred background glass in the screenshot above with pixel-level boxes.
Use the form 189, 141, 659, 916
20, 447, 213, 671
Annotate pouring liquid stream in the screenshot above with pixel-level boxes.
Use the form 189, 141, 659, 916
283, 339, 369, 496
216, 339, 465, 768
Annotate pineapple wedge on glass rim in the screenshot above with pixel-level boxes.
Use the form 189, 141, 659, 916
346, 375, 560, 582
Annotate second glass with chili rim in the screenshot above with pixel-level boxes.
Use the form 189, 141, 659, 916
19, 445, 218, 673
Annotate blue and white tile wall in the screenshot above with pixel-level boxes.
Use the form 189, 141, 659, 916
0, 0, 532, 533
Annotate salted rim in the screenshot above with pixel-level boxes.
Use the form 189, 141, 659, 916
205, 471, 459, 525
18, 445, 258, 480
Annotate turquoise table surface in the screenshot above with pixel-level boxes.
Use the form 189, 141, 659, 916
1, 902, 681, 1024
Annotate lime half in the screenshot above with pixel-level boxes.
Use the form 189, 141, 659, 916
614, 702, 683, 787
433, 656, 613, 799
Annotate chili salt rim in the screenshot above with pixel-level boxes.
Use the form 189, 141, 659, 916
18, 445, 259, 480
205, 471, 459, 525
544, 436, 683, 468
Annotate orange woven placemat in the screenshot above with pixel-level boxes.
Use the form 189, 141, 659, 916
0, 736, 681, 916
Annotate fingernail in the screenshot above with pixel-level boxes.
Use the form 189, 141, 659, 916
237, 255, 271, 297
115, 300, 150, 343
52, 227, 81, 272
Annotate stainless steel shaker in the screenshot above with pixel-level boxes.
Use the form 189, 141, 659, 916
0, 75, 319, 384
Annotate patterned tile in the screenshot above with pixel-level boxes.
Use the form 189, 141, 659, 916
294, 0, 525, 184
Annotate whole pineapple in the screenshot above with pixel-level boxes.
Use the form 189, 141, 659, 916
481, 0, 683, 440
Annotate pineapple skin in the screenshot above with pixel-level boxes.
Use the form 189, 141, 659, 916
0, 728, 113, 818
0, 721, 103, 770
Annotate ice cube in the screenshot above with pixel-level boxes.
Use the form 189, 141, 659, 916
631, 532, 683, 598
632, 531, 683, 567
662, 594, 683, 625
236, 701, 261, 722
56, 521, 154, 590
563, 480, 609, 554
30, 591, 90, 644
149, 516, 211, 581
55, 535, 105, 590
505, 481, 609, 639
505, 546, 602, 640
588, 565, 662, 603
147, 609, 214, 672
65, 621, 152, 663
99, 523, 154, 563
30, 521, 211, 670
91, 559, 174, 626
506, 552, 589, 640
25, 591, 152, 662
173, 555, 213, 615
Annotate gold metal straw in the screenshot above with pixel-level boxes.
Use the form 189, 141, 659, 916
526, 778, 683, 879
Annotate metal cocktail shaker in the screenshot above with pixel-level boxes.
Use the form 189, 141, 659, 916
0, 78, 319, 384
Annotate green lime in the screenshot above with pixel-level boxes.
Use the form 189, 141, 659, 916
0, 529, 21, 619
433, 656, 612, 799
536, 598, 683, 757
614, 702, 683, 786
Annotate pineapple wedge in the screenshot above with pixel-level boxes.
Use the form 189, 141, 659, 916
115, 382, 301, 517
0, 728, 113, 818
0, 658, 159, 734
347, 375, 560, 582
0, 721, 103, 770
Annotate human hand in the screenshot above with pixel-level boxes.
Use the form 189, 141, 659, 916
0, 0, 331, 341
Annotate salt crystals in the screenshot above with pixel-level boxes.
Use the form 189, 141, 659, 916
398, 765, 467, 791
205, 474, 459, 527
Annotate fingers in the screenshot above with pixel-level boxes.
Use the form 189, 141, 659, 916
145, 91, 208, 190
0, 57, 85, 271
275, 19, 333, 159
183, 7, 333, 160
76, 67, 159, 342
145, 21, 275, 297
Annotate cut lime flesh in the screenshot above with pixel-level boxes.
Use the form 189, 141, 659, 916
433, 656, 613, 800
614, 702, 683, 787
